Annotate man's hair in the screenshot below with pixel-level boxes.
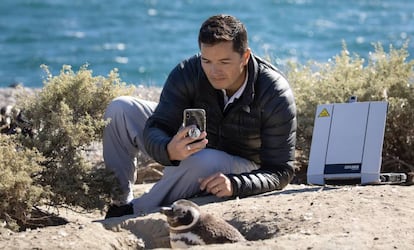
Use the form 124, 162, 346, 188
198, 14, 248, 55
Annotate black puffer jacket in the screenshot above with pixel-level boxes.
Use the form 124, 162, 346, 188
144, 53, 296, 198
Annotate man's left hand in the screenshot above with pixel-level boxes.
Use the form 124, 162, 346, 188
199, 172, 233, 198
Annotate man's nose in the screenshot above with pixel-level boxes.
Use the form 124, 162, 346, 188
209, 64, 221, 75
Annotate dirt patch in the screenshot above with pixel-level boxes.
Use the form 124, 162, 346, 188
2, 184, 413, 249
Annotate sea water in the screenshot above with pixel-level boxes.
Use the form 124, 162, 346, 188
0, 0, 413, 87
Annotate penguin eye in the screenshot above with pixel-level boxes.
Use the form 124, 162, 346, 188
179, 210, 194, 225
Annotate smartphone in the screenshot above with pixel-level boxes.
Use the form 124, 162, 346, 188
183, 108, 206, 139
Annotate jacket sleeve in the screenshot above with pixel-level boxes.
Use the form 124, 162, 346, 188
143, 57, 199, 166
227, 74, 297, 198
227, 164, 294, 198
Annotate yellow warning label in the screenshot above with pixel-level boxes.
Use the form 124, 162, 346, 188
318, 108, 330, 117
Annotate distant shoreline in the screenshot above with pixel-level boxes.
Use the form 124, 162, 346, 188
0, 87, 37, 107
0, 86, 163, 108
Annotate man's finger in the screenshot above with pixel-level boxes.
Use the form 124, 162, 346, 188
176, 126, 192, 138
199, 172, 220, 190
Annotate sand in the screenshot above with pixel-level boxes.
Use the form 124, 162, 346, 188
0, 183, 413, 249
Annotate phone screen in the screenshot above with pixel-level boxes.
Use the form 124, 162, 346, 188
183, 109, 206, 138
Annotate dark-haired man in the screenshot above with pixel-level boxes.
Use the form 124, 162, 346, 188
103, 14, 296, 218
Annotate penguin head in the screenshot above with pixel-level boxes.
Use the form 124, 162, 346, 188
160, 199, 201, 231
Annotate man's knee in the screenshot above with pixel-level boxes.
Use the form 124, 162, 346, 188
104, 96, 136, 118
179, 149, 231, 176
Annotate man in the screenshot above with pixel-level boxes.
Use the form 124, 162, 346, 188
103, 14, 296, 218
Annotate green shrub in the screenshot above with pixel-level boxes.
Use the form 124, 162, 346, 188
287, 42, 414, 178
0, 134, 46, 231
18, 65, 134, 209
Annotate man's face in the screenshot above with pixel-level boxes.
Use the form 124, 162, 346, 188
200, 41, 250, 96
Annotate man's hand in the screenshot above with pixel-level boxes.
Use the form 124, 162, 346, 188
167, 126, 207, 161
199, 172, 233, 198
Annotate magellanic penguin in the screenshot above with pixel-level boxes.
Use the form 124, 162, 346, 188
160, 199, 246, 248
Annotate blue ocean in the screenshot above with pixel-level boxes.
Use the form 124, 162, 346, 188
1, 0, 413, 88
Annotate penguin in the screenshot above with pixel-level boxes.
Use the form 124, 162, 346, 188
160, 199, 246, 248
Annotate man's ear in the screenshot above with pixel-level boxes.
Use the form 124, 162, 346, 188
243, 48, 251, 65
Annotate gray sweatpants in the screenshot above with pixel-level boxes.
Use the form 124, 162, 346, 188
103, 96, 259, 214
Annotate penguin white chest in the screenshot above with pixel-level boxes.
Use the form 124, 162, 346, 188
170, 232, 206, 248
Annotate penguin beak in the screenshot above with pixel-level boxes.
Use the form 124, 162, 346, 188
160, 206, 173, 217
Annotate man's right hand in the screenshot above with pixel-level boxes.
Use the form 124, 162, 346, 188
167, 126, 208, 161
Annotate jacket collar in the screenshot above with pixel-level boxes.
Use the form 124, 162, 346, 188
240, 53, 258, 106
